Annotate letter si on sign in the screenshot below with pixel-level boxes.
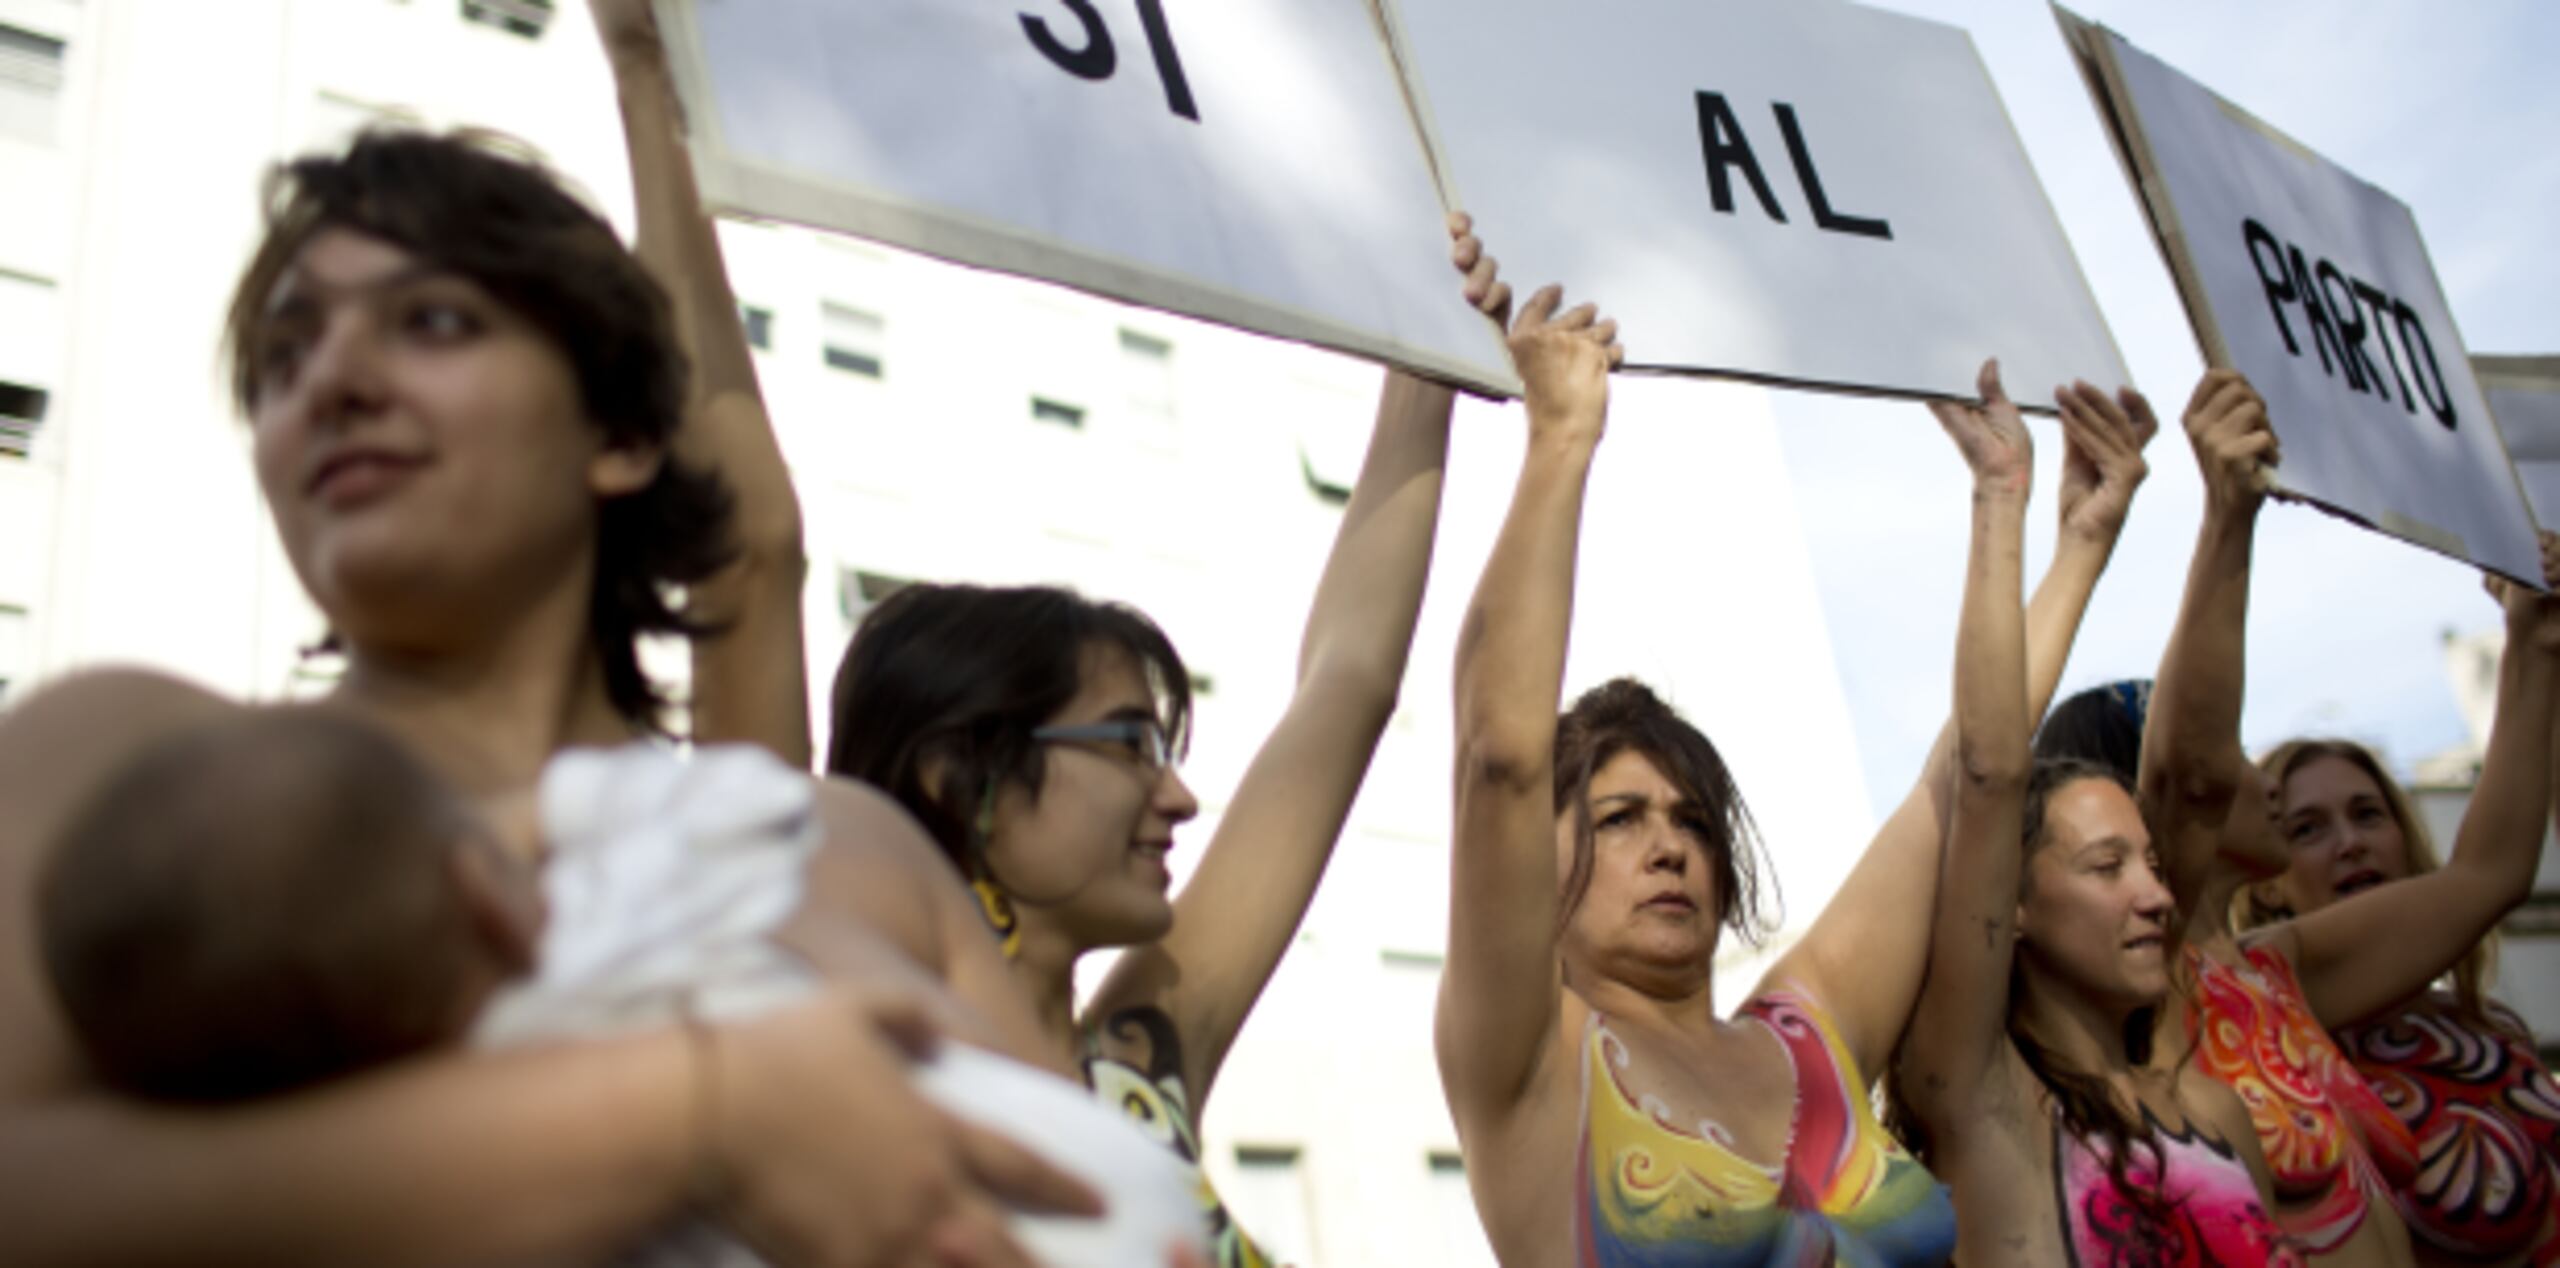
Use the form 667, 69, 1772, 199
651, 0, 1518, 396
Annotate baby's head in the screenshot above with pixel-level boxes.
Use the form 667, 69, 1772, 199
39, 707, 542, 1101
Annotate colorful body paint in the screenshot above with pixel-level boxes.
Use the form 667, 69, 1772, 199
1575, 991, 1957, 1267
2185, 943, 2420, 1253
2340, 997, 2560, 1263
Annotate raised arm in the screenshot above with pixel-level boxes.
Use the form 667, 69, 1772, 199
2286, 534, 2560, 1026
1898, 360, 2035, 1131
596, 0, 811, 766
2140, 370, 2276, 915
1093, 217, 1510, 1103
1763, 369, 2156, 1077
1437, 286, 1622, 1117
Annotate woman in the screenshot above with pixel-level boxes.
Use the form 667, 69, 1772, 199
2256, 735, 2560, 1265
598, 4, 1521, 1259
815, 231, 1517, 1265
1434, 347, 2162, 1261
1895, 372, 2293, 1265
2081, 369, 2560, 1267
0, 123, 1097, 1266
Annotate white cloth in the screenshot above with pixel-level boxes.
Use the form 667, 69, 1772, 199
474, 743, 1205, 1268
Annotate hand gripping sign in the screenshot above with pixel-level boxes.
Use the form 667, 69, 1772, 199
1378, 0, 2127, 411
651, 0, 1519, 396
2059, 8, 2543, 583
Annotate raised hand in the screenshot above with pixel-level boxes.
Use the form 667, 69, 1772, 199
1507, 283, 1622, 452
588, 0, 666, 62
1450, 211, 1512, 329
1929, 359, 2032, 497
2053, 380, 2157, 544
2490, 530, 2560, 652
2182, 368, 2279, 512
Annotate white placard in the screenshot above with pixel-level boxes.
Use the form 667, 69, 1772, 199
2063, 11, 2541, 583
2479, 356, 2560, 531
1380, 0, 2126, 410
655, 0, 1518, 396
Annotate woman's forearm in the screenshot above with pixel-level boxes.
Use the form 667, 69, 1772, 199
1294, 370, 1454, 707
0, 1033, 693, 1267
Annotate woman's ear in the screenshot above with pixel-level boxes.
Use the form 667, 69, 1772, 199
587, 437, 667, 498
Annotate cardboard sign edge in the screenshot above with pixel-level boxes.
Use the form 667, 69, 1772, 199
652, 0, 1523, 401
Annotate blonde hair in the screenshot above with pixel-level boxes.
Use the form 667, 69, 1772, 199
2240, 738, 2499, 1027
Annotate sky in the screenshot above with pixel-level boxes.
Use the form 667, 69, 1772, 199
1774, 0, 2560, 814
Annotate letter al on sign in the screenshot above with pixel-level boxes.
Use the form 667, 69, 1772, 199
651, 0, 1519, 396
1379, 0, 2124, 410
2059, 7, 2542, 584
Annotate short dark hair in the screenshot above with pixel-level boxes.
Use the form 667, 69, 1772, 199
39, 709, 487, 1102
222, 128, 735, 733
2032, 680, 2150, 782
825, 583, 1194, 872
1551, 677, 1773, 943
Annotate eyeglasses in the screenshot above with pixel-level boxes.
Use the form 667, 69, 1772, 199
1030, 717, 1176, 773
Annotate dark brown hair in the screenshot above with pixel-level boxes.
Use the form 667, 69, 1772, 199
2010, 758, 2185, 1232
222, 128, 734, 733
39, 709, 489, 1101
826, 583, 1194, 877
1551, 678, 1772, 944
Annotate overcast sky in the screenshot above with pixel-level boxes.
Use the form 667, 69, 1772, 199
1779, 0, 2559, 814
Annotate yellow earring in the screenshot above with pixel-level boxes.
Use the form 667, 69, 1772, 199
971, 780, 1021, 959
972, 875, 1022, 960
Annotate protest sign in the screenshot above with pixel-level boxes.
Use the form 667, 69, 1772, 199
2060, 8, 2541, 582
2479, 356, 2560, 531
1380, 0, 2126, 410
653, 0, 1519, 395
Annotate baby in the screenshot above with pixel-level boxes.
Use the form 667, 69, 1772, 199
38, 706, 1202, 1267
39, 707, 538, 1103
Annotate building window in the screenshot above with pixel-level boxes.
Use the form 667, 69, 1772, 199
821, 302, 885, 379
0, 380, 47, 458
740, 305, 774, 352
1227, 1147, 1316, 1267
0, 24, 66, 146
460, 0, 555, 39
1427, 1153, 1499, 1268
1119, 327, 1177, 428
1299, 445, 1352, 506
836, 568, 913, 629
1030, 396, 1087, 429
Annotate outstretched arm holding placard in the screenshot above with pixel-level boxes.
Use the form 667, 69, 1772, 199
600, 0, 810, 769
1085, 214, 1530, 1112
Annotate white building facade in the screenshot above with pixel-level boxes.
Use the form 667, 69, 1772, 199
0, 3, 1883, 1263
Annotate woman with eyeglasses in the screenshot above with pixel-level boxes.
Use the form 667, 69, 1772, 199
593, 4, 1548, 1258
811, 243, 1548, 1265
